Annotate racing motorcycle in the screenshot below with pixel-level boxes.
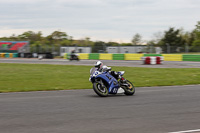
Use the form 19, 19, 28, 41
89, 67, 135, 97
69, 53, 79, 61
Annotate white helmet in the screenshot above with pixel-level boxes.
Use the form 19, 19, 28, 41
94, 61, 103, 69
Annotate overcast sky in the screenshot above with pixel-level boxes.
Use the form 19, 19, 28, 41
0, 0, 199, 43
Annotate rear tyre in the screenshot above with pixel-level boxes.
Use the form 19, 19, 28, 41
122, 80, 135, 96
76, 57, 79, 61
93, 81, 108, 97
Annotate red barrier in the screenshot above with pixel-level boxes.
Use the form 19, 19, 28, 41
142, 56, 163, 65
156, 56, 161, 64
145, 57, 151, 64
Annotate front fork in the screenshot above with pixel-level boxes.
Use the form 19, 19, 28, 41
95, 79, 105, 88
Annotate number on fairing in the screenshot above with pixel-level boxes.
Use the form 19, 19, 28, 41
95, 72, 99, 75
93, 71, 99, 76
113, 88, 118, 93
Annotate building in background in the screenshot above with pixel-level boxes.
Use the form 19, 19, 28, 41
60, 46, 91, 56
0, 41, 29, 53
106, 46, 148, 53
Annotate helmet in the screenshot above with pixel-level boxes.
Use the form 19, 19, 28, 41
94, 61, 103, 69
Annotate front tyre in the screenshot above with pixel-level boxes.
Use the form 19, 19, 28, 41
93, 82, 108, 97
122, 80, 135, 96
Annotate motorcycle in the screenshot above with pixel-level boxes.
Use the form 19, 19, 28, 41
69, 53, 79, 61
89, 67, 135, 97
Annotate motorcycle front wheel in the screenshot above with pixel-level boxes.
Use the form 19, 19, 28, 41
93, 81, 108, 97
122, 80, 135, 96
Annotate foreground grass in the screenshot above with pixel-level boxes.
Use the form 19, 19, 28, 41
0, 63, 200, 92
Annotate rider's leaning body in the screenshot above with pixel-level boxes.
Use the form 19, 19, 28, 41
94, 61, 123, 80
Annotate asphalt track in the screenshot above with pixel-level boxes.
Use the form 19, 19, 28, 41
0, 58, 200, 133
0, 58, 200, 68
0, 85, 200, 133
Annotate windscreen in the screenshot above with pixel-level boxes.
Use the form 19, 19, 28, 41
90, 67, 97, 75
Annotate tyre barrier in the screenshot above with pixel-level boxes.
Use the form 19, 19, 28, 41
0, 53, 18, 58
63, 53, 200, 62
141, 56, 164, 64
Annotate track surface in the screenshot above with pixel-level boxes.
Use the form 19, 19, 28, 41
0, 58, 200, 68
0, 85, 200, 133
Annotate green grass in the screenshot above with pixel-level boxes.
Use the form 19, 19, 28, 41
0, 63, 200, 92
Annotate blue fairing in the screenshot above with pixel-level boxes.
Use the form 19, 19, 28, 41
96, 72, 120, 94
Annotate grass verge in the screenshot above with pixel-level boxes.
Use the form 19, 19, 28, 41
0, 63, 200, 92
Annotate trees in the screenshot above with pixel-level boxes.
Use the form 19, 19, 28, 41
188, 21, 200, 52
106, 42, 120, 46
1, 21, 200, 53
48, 31, 68, 40
92, 41, 105, 53
192, 21, 200, 46
18, 31, 43, 43
147, 32, 164, 46
181, 30, 195, 46
160, 27, 185, 46
132, 33, 142, 45
46, 31, 68, 45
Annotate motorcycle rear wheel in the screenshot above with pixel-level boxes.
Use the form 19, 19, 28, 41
122, 80, 135, 95
93, 82, 108, 97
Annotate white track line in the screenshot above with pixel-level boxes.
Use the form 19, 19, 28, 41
169, 129, 200, 133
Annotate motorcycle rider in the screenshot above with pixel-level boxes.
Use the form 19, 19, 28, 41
70, 50, 79, 60
94, 61, 123, 81
70, 50, 75, 59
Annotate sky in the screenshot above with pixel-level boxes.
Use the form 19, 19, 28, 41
0, 0, 199, 43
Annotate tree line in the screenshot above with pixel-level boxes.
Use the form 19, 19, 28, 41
0, 21, 200, 52
132, 21, 200, 52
